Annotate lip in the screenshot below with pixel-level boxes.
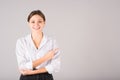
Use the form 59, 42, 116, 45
32, 26, 40, 30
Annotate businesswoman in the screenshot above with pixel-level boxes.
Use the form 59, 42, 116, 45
16, 10, 60, 80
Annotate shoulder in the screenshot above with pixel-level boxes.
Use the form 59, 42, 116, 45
44, 35, 59, 47
45, 35, 57, 43
16, 34, 30, 45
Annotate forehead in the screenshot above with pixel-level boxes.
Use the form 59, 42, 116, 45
30, 14, 44, 20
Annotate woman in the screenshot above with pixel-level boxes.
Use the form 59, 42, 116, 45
16, 10, 60, 80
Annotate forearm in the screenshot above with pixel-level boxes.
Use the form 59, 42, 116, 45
20, 67, 48, 75
32, 57, 46, 68
32, 49, 57, 68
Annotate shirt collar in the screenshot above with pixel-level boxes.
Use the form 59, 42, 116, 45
29, 33, 48, 50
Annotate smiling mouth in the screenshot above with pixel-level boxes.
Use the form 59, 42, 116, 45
32, 27, 40, 30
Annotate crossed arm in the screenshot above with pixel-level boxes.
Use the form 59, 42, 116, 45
20, 49, 58, 75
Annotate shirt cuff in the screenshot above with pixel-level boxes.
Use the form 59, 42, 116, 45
45, 65, 53, 74
25, 61, 33, 70
19, 61, 33, 70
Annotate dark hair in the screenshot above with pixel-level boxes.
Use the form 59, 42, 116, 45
27, 10, 46, 22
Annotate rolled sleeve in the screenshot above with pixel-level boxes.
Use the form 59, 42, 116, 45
45, 50, 61, 74
45, 64, 54, 74
16, 39, 33, 70
19, 60, 33, 70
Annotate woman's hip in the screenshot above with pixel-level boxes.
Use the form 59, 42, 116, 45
20, 72, 54, 80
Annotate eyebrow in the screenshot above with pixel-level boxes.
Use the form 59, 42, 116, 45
38, 19, 44, 21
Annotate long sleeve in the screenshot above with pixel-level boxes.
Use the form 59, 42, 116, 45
16, 39, 33, 70
45, 39, 61, 74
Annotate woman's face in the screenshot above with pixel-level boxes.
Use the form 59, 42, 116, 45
28, 14, 45, 33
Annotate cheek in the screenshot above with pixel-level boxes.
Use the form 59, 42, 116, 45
28, 23, 33, 29
42, 25, 45, 29
29, 22, 34, 26
40, 23, 45, 27
42, 22, 45, 27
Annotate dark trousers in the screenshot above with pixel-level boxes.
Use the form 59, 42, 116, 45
20, 72, 54, 80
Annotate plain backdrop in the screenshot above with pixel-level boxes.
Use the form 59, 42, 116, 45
0, 0, 120, 80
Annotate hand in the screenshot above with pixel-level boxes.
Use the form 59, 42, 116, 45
20, 69, 34, 75
44, 48, 59, 61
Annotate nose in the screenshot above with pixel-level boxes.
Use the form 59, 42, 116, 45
35, 22, 39, 26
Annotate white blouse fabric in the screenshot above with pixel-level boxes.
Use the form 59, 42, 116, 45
16, 34, 60, 74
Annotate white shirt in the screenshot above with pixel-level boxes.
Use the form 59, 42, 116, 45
16, 34, 60, 74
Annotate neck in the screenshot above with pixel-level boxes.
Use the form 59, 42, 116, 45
31, 32, 43, 49
31, 32, 43, 40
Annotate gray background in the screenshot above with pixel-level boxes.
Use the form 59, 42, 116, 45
0, 0, 120, 80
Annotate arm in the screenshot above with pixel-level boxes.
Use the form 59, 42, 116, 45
16, 39, 33, 70
20, 67, 47, 75
32, 49, 58, 68
20, 49, 59, 75
16, 39, 58, 70
45, 50, 61, 74
17, 39, 60, 75
20, 54, 60, 75
33, 39, 60, 74
45, 39, 61, 74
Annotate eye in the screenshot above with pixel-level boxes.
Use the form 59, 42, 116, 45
31, 21, 35, 23
38, 21, 43, 23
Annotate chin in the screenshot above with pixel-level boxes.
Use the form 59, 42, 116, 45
32, 29, 42, 33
